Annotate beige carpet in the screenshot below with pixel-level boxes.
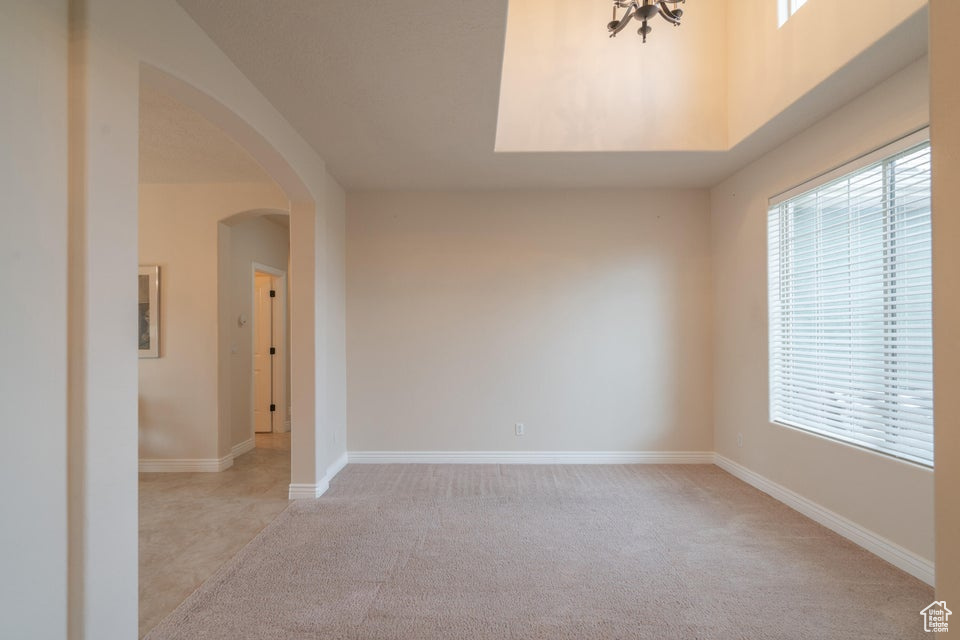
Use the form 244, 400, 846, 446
145, 464, 932, 639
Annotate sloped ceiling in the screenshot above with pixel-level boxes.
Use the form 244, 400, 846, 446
174, 0, 928, 190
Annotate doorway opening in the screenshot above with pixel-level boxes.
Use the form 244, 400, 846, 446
252, 264, 288, 439
138, 73, 297, 634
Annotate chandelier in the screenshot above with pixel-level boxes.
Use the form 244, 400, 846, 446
607, 0, 685, 43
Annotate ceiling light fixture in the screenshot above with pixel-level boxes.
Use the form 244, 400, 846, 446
607, 0, 685, 43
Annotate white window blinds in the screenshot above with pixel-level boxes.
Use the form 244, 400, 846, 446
768, 134, 933, 466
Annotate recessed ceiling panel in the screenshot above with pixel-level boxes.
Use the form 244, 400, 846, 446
496, 0, 728, 152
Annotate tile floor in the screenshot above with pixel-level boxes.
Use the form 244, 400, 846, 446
139, 433, 291, 637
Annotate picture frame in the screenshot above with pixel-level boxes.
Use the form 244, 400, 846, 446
139, 265, 160, 358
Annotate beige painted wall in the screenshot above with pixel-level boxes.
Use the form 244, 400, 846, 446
727, 0, 927, 146
323, 174, 348, 465
930, 0, 960, 604
68, 3, 141, 636
347, 190, 713, 452
222, 215, 291, 449
138, 182, 288, 461
0, 1, 68, 637
711, 59, 933, 561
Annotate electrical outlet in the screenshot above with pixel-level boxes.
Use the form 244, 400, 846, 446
515, 423, 525, 436
737, 433, 743, 448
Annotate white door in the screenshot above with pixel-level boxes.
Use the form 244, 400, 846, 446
253, 273, 274, 433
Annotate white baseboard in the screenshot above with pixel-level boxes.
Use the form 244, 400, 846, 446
231, 438, 255, 459
139, 454, 233, 473
288, 451, 349, 500
714, 454, 934, 586
140, 440, 253, 473
287, 483, 320, 499
323, 452, 349, 486
347, 451, 716, 464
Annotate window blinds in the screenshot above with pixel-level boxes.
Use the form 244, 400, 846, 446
768, 136, 933, 466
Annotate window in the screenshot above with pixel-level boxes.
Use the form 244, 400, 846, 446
768, 132, 933, 466
778, 0, 809, 27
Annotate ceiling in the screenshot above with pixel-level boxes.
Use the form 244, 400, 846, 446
263, 213, 289, 229
496, 0, 727, 152
140, 82, 273, 184
173, 0, 927, 190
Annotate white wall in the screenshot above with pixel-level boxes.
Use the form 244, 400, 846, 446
0, 2, 68, 638
347, 190, 713, 453
223, 215, 290, 448
930, 0, 960, 603
138, 182, 288, 461
711, 59, 933, 561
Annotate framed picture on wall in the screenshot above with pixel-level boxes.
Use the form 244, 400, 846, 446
139, 265, 160, 358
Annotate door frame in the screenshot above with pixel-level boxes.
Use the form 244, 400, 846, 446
251, 262, 288, 439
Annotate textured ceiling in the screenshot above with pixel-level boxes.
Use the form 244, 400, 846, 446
174, 0, 927, 190
139, 83, 273, 184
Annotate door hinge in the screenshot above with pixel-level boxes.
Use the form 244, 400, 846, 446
269, 289, 276, 298
270, 404, 276, 412
269, 346, 276, 355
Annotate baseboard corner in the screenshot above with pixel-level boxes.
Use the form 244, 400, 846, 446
324, 452, 349, 482
288, 483, 320, 500
714, 454, 935, 586
231, 438, 255, 459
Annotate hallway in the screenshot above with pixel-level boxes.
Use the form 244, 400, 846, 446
139, 433, 291, 636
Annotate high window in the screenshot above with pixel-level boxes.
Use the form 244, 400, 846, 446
779, 0, 808, 26
767, 132, 933, 466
